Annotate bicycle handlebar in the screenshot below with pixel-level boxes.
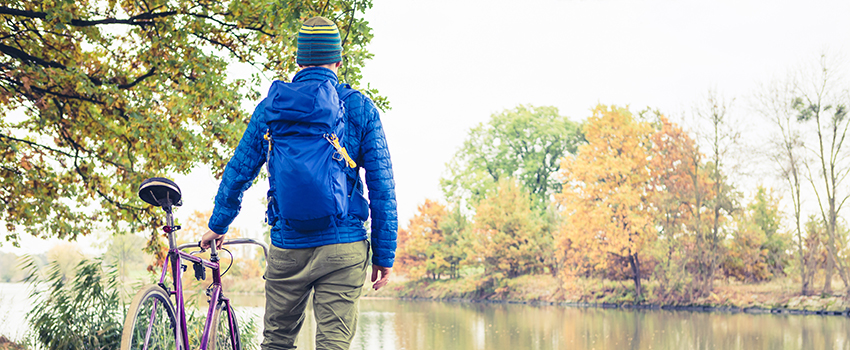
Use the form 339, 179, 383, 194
177, 238, 269, 261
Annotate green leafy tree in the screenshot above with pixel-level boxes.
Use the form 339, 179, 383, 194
749, 186, 789, 277
0, 0, 382, 248
441, 104, 582, 210
434, 207, 468, 279
723, 210, 770, 283
722, 186, 788, 283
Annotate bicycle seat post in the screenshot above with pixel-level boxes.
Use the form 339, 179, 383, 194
162, 203, 177, 250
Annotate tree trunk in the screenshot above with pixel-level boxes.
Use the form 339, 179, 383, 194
629, 253, 642, 301
823, 201, 836, 295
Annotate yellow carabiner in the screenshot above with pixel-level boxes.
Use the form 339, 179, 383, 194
326, 134, 357, 168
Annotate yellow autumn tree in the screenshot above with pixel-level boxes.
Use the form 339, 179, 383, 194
467, 178, 548, 279
557, 105, 656, 298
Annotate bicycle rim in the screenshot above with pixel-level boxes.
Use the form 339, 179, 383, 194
209, 301, 241, 350
121, 285, 181, 350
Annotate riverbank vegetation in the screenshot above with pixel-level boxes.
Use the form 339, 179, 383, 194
2, 252, 260, 349
391, 56, 850, 310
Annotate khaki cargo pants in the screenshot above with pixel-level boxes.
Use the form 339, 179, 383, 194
261, 240, 369, 350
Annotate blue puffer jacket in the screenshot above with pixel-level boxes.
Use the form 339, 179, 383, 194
208, 67, 398, 268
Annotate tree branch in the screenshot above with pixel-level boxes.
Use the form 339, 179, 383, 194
0, 6, 174, 27
191, 33, 250, 62
118, 66, 157, 89
0, 133, 75, 158
1, 76, 106, 106
0, 43, 65, 69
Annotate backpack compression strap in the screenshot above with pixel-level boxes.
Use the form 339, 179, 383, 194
262, 131, 356, 169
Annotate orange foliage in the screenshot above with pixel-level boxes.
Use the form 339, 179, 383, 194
557, 105, 655, 293
395, 199, 449, 280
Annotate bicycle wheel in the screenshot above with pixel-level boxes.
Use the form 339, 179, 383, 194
121, 284, 182, 350
209, 301, 241, 350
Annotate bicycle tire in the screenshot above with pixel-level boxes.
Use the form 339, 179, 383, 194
209, 301, 241, 350
121, 284, 182, 350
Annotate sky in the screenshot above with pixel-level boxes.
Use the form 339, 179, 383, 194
3, 0, 850, 255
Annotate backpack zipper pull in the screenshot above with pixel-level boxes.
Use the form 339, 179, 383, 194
324, 133, 357, 168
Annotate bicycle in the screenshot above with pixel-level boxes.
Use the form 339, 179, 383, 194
121, 177, 269, 350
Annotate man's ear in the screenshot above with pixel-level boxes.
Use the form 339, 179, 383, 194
334, 61, 343, 69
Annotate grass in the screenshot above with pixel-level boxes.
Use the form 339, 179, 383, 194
388, 272, 850, 313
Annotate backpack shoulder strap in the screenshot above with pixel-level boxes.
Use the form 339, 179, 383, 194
336, 83, 360, 101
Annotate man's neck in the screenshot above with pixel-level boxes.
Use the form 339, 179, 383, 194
299, 62, 341, 75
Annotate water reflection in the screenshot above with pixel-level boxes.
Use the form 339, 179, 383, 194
230, 296, 850, 350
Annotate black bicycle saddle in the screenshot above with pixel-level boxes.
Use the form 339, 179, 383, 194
138, 177, 183, 208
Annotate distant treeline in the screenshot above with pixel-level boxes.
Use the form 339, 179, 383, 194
396, 56, 850, 301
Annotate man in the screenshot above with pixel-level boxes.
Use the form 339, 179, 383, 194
200, 16, 397, 350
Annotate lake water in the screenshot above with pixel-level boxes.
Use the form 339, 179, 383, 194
4, 283, 850, 349
234, 294, 850, 350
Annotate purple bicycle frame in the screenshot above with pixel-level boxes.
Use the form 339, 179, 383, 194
149, 220, 267, 350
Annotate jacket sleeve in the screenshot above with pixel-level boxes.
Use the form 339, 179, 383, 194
361, 100, 398, 268
208, 104, 268, 235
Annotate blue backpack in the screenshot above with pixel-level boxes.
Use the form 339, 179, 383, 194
262, 79, 358, 232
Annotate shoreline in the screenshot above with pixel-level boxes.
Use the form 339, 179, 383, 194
385, 295, 850, 317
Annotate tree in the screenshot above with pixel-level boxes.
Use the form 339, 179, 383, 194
749, 186, 789, 277
46, 242, 84, 280
646, 114, 708, 298
467, 178, 548, 279
723, 186, 788, 282
801, 215, 826, 292
435, 205, 469, 279
724, 212, 770, 282
754, 76, 810, 294
0, 251, 25, 282
793, 54, 850, 295
395, 199, 450, 280
101, 233, 147, 281
558, 105, 655, 299
0, 0, 382, 248
690, 90, 739, 296
441, 105, 582, 210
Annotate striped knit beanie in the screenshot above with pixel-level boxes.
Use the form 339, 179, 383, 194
296, 17, 342, 66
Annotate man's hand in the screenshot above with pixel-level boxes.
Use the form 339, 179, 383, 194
200, 230, 225, 250
371, 265, 391, 291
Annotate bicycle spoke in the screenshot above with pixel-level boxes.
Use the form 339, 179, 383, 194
122, 285, 180, 350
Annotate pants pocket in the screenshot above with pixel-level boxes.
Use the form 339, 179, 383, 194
324, 240, 368, 268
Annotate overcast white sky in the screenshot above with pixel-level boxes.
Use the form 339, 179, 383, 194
4, 0, 850, 255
